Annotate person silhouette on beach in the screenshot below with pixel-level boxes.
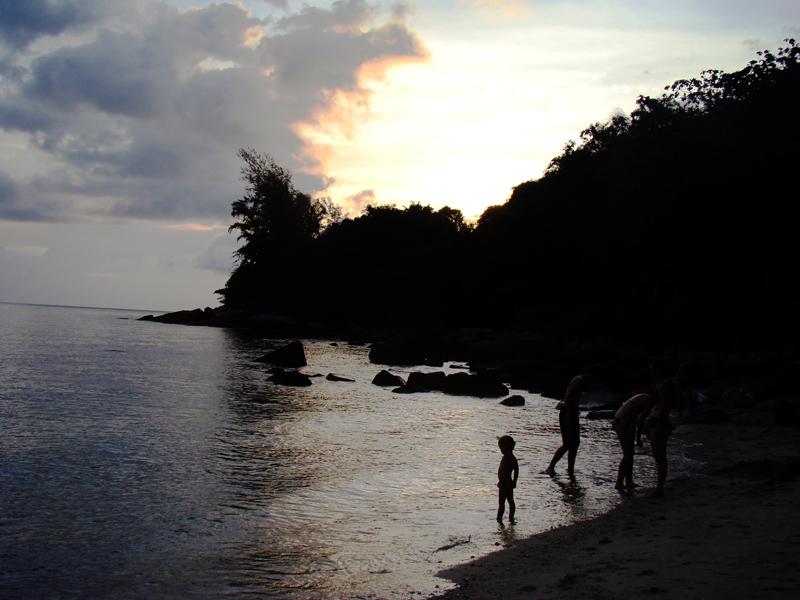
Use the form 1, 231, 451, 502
646, 361, 676, 498
544, 372, 596, 477
612, 393, 652, 493
496, 435, 519, 522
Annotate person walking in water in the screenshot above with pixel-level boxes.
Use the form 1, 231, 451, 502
544, 372, 595, 476
496, 435, 519, 522
612, 393, 652, 493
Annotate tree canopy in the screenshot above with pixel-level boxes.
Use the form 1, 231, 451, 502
216, 40, 800, 347
215, 148, 339, 309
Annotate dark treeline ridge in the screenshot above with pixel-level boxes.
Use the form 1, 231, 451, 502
215, 40, 800, 350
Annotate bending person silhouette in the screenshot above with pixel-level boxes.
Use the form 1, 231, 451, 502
612, 393, 652, 492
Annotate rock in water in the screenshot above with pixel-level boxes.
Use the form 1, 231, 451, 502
372, 370, 405, 387
444, 372, 508, 398
500, 395, 525, 406
268, 369, 312, 387
326, 373, 355, 382
256, 341, 307, 368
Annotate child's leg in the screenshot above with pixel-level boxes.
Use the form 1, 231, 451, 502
497, 489, 506, 521
507, 489, 515, 520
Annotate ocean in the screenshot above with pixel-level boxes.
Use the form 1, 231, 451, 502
0, 302, 641, 599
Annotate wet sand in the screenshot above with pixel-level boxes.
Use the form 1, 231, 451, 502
431, 410, 800, 599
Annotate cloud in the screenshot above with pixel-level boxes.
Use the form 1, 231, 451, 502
463, 0, 526, 18
344, 189, 375, 215
195, 232, 239, 274
0, 169, 60, 222
2, 244, 49, 257
0, 0, 428, 224
0, 169, 18, 202
0, 0, 126, 49
162, 223, 228, 232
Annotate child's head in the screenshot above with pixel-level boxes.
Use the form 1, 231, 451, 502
498, 435, 515, 452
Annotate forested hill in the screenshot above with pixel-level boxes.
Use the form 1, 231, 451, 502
215, 40, 800, 349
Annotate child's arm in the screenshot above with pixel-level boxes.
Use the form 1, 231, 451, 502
512, 457, 519, 487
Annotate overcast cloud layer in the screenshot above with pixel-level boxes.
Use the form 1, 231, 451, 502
0, 0, 427, 223
1, 0, 798, 310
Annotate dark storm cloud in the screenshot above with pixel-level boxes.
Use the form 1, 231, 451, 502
0, 169, 61, 222
0, 0, 124, 49
265, 0, 427, 94
24, 31, 172, 119
0, 0, 427, 223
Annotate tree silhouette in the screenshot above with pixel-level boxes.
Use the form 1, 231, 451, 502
216, 148, 339, 309
215, 41, 799, 347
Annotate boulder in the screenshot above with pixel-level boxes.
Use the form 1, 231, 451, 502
326, 373, 355, 382
139, 308, 207, 324
500, 395, 525, 406
392, 382, 429, 394
268, 369, 312, 387
256, 341, 307, 368
407, 371, 448, 392
444, 372, 508, 398
372, 370, 405, 387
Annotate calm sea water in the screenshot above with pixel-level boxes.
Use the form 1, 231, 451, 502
1, 303, 647, 599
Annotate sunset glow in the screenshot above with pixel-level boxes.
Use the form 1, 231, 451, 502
1, 0, 797, 310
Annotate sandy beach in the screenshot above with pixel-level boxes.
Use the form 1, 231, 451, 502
431, 408, 800, 600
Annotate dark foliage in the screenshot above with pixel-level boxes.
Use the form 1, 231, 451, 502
215, 148, 339, 310
313, 203, 473, 325
217, 41, 800, 349
467, 39, 800, 347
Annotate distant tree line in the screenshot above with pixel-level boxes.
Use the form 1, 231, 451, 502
216, 40, 800, 348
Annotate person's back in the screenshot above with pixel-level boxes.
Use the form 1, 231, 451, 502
562, 373, 590, 411
615, 393, 651, 423
612, 393, 652, 491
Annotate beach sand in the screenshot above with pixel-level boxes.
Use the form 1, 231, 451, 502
431, 409, 800, 599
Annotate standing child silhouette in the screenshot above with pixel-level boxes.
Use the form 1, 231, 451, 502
496, 435, 519, 522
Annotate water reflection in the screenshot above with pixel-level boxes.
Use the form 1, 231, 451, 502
497, 522, 517, 545
553, 476, 586, 504
0, 308, 634, 600
205, 336, 631, 598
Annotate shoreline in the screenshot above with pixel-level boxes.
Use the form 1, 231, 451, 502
429, 409, 800, 599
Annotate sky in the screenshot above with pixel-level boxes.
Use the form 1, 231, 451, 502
1, 0, 798, 311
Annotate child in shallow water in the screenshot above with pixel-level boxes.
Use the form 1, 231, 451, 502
496, 435, 519, 522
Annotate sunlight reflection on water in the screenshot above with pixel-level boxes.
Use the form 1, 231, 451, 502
0, 304, 654, 600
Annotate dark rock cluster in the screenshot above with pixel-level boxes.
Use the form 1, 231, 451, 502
140, 309, 800, 421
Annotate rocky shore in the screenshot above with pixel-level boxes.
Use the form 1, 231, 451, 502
140, 306, 800, 414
